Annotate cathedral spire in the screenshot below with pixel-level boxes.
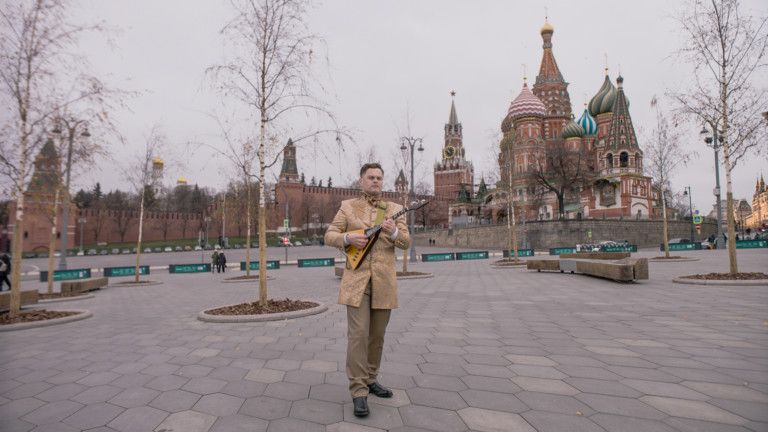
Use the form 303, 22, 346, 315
279, 138, 300, 183
448, 90, 459, 126
605, 75, 640, 151
535, 17, 564, 85
533, 16, 571, 120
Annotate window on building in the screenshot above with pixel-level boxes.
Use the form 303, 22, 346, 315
606, 153, 614, 168
620, 152, 629, 168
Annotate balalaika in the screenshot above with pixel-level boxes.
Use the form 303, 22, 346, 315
345, 199, 429, 270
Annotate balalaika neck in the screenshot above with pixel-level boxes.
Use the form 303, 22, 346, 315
365, 206, 410, 237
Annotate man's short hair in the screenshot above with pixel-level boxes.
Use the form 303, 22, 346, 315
360, 162, 384, 177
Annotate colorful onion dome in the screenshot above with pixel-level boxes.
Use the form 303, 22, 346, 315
577, 108, 598, 135
508, 82, 546, 121
588, 74, 617, 117
562, 115, 585, 139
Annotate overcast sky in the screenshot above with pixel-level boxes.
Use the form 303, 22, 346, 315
71, 0, 767, 214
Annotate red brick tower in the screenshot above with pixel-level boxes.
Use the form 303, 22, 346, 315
434, 92, 474, 201
532, 18, 572, 140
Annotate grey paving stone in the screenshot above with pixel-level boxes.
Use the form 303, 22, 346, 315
457, 407, 535, 432
576, 393, 668, 419
146, 375, 189, 392
519, 391, 596, 416
28, 422, 81, 432
508, 365, 567, 379
511, 376, 579, 395
210, 414, 269, 432
219, 380, 267, 398
175, 365, 213, 378
153, 410, 216, 432
309, 383, 349, 404
289, 398, 343, 425
182, 377, 228, 395
339, 401, 403, 430
149, 389, 201, 413
681, 381, 768, 403
3, 382, 52, 399
0, 397, 46, 419
398, 405, 465, 432
62, 402, 124, 430
107, 406, 168, 432
283, 370, 325, 386
45, 371, 90, 385
458, 389, 528, 413
208, 366, 248, 382
405, 387, 467, 410
21, 400, 83, 425
606, 366, 682, 382
36, 383, 88, 402
641, 396, 748, 425
555, 365, 622, 380
263, 382, 310, 401
266, 417, 324, 432
664, 417, 753, 432
110, 373, 153, 389
709, 398, 768, 423
459, 375, 520, 394
564, 378, 643, 398
108, 387, 160, 409
326, 421, 386, 432
621, 379, 710, 400
0, 417, 35, 432
521, 410, 605, 432
412, 374, 467, 391
192, 393, 245, 417
239, 396, 291, 420
71, 385, 123, 404
590, 413, 679, 432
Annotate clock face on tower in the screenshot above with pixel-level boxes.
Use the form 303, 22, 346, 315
443, 146, 456, 159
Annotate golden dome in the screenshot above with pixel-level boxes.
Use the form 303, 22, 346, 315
152, 156, 164, 166
176, 176, 188, 185
540, 18, 554, 34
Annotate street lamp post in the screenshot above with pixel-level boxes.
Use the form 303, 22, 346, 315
52, 119, 90, 269
684, 186, 694, 241
700, 126, 725, 249
400, 136, 424, 263
78, 217, 86, 252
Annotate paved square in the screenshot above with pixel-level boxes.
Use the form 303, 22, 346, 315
1, 248, 766, 431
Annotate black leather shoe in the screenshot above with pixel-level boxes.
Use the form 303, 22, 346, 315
353, 396, 369, 417
367, 382, 393, 398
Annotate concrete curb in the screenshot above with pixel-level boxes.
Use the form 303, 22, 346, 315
108, 280, 164, 288
0, 310, 92, 332
397, 273, 434, 280
222, 275, 275, 283
198, 301, 328, 323
650, 258, 700, 263
673, 278, 768, 286
491, 263, 528, 269
38, 294, 95, 304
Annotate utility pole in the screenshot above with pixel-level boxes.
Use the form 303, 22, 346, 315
400, 136, 424, 263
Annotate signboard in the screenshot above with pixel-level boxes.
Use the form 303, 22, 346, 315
600, 245, 638, 253
169, 263, 211, 273
103, 266, 150, 277
549, 247, 577, 255
693, 215, 703, 224
456, 251, 489, 260
660, 242, 702, 251
240, 260, 280, 270
39, 268, 91, 282
283, 218, 289, 228
422, 252, 455, 262
736, 240, 768, 249
297, 258, 334, 268
503, 249, 535, 257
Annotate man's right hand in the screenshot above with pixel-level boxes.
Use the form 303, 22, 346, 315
347, 233, 369, 249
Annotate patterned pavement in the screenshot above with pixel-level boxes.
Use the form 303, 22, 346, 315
0, 248, 766, 432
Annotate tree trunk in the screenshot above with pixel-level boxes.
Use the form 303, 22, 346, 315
245, 175, 252, 277
8, 134, 29, 317
720, 52, 738, 274
402, 193, 408, 273
258, 117, 267, 307
134, 191, 145, 283
47, 188, 61, 294
557, 192, 565, 220
661, 187, 670, 258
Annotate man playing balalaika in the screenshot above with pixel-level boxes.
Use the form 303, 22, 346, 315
324, 162, 410, 417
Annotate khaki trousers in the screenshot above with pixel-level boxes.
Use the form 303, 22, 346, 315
346, 283, 391, 397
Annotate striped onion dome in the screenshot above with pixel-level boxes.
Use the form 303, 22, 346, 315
588, 74, 617, 117
508, 82, 546, 121
577, 108, 598, 135
562, 115, 584, 139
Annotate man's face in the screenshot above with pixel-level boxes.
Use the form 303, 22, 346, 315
360, 168, 384, 196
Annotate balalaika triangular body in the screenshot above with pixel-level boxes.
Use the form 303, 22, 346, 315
344, 199, 429, 270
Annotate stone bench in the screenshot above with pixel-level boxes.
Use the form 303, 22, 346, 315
560, 252, 631, 260
0, 290, 39, 312
527, 257, 648, 282
526, 260, 561, 272
61, 277, 108, 295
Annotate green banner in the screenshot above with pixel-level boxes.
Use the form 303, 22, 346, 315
736, 240, 768, 249
549, 247, 577, 255
169, 263, 211, 273
103, 266, 150, 277
297, 258, 334, 268
421, 253, 455, 262
600, 245, 638, 252
660, 242, 702, 251
39, 268, 92, 282
503, 249, 534, 257
456, 251, 489, 260
240, 260, 280, 270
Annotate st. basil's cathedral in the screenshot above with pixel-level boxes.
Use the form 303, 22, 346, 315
444, 18, 655, 226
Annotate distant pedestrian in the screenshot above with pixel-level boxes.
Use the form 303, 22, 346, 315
219, 252, 227, 273
0, 254, 10, 291
211, 250, 219, 273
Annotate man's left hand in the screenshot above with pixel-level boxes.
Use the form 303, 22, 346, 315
381, 218, 396, 235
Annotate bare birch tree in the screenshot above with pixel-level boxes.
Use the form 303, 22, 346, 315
0, 0, 116, 316
671, 0, 768, 274
645, 97, 691, 258
124, 126, 165, 283
207, 0, 346, 307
